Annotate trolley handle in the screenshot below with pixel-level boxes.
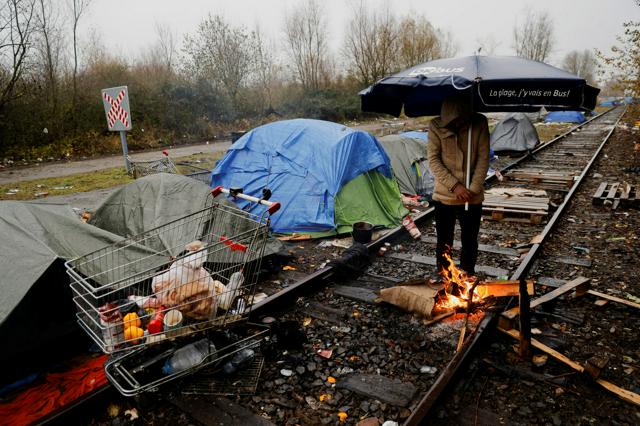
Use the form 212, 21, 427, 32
212, 186, 281, 214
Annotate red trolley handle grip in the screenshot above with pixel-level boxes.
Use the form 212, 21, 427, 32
212, 186, 281, 214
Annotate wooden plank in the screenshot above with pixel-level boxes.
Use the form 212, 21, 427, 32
388, 253, 509, 277
593, 182, 608, 199
334, 285, 378, 304
420, 236, 519, 256
476, 280, 534, 298
499, 328, 640, 407
606, 182, 619, 200
502, 277, 591, 320
336, 374, 417, 407
547, 256, 592, 267
304, 302, 348, 324
538, 277, 640, 310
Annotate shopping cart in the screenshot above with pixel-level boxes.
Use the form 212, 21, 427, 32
66, 187, 281, 355
128, 149, 179, 179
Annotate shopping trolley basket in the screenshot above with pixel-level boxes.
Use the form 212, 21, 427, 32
66, 186, 280, 354
128, 149, 179, 179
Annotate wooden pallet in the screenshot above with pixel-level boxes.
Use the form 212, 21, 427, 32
504, 168, 576, 189
593, 182, 638, 209
482, 188, 549, 224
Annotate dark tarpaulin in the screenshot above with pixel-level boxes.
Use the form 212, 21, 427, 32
360, 55, 600, 117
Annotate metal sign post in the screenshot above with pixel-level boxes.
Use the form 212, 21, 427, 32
101, 86, 133, 171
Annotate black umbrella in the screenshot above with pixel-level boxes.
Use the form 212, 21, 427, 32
359, 55, 599, 117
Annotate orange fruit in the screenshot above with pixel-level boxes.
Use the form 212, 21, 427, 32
123, 312, 141, 328
124, 326, 144, 342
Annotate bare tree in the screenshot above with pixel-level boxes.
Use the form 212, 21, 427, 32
0, 0, 37, 112
562, 49, 597, 84
35, 0, 63, 117
153, 21, 175, 72
283, 0, 328, 91
69, 0, 90, 111
343, 2, 397, 87
513, 9, 554, 62
183, 14, 257, 110
396, 15, 455, 69
252, 24, 280, 111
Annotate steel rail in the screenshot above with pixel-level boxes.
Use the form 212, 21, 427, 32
404, 105, 626, 425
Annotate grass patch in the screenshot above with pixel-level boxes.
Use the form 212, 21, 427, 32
0, 152, 222, 201
535, 123, 575, 142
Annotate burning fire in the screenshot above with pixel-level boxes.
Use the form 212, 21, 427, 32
437, 252, 482, 310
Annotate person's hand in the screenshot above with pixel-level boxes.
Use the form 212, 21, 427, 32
453, 184, 473, 202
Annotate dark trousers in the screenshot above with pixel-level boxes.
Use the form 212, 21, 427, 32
434, 201, 482, 275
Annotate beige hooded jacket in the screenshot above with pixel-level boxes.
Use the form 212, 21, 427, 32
427, 98, 490, 205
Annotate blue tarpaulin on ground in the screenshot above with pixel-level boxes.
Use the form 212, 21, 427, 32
210, 119, 393, 234
544, 111, 586, 123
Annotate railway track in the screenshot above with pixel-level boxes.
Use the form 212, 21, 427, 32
44, 106, 626, 425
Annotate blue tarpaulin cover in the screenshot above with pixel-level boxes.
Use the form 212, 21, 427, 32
211, 119, 393, 233
544, 111, 586, 123
400, 130, 429, 141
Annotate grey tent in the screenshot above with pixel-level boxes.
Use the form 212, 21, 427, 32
0, 201, 149, 385
378, 134, 434, 196
90, 173, 284, 260
490, 113, 539, 153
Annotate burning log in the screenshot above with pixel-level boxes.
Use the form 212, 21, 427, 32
476, 280, 534, 298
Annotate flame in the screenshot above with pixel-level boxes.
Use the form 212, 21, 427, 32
436, 251, 482, 310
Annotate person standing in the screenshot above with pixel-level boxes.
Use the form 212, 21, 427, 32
427, 96, 490, 276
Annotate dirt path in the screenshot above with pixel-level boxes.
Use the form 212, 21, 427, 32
0, 140, 230, 185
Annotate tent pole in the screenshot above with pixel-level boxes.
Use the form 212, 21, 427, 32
465, 124, 471, 211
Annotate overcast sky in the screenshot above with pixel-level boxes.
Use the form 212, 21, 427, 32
83, 0, 640, 71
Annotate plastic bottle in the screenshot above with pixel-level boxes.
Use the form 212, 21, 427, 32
222, 348, 255, 375
162, 338, 215, 375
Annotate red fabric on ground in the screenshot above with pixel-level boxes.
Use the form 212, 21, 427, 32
0, 355, 108, 426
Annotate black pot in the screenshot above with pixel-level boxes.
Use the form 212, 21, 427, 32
352, 221, 373, 244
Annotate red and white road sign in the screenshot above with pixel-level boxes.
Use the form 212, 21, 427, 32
101, 86, 132, 131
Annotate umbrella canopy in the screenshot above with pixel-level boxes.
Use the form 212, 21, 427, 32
360, 55, 600, 117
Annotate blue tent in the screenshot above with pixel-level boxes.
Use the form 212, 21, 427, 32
544, 111, 586, 123
211, 119, 405, 234
400, 130, 428, 141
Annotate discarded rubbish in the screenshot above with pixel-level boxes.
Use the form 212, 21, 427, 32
222, 348, 255, 375
34, 192, 49, 197
280, 368, 293, 377
419, 366, 437, 375
327, 376, 337, 384
402, 215, 421, 239
330, 326, 351, 333
533, 354, 548, 367
262, 316, 276, 324
283, 265, 297, 271
107, 404, 120, 418
302, 317, 312, 327
124, 408, 139, 421
162, 338, 215, 375
317, 349, 333, 359
319, 393, 331, 402
317, 240, 334, 248
338, 412, 348, 422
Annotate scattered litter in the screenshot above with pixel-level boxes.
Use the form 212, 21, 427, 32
330, 325, 351, 333
305, 396, 320, 410
623, 365, 635, 375
261, 316, 276, 324
283, 265, 297, 271
36, 184, 45, 188
317, 349, 333, 359
327, 376, 336, 384
533, 354, 548, 367
52, 185, 73, 190
419, 366, 437, 375
382, 421, 399, 426
338, 412, 348, 422
7, 189, 19, 194
594, 299, 609, 307
303, 317, 312, 327
124, 408, 139, 420
352, 310, 361, 318
335, 367, 354, 376
107, 404, 120, 418
531, 328, 542, 335
319, 393, 331, 402
623, 355, 635, 364
317, 240, 334, 248
572, 246, 590, 254
606, 237, 626, 242
280, 369, 293, 377
348, 355, 360, 362
626, 293, 640, 304
34, 192, 49, 197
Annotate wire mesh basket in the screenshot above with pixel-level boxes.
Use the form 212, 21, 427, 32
66, 187, 280, 354
128, 150, 179, 179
